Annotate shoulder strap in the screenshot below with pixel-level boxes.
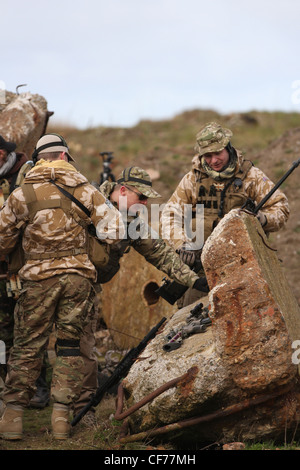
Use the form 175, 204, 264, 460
237, 159, 253, 180
49, 179, 91, 218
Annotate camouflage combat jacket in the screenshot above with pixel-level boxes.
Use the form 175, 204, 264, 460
97, 181, 199, 287
0, 160, 125, 283
161, 152, 290, 249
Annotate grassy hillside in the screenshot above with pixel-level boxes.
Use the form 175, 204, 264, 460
48, 109, 300, 199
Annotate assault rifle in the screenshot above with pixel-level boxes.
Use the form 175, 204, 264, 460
71, 317, 167, 427
157, 157, 300, 305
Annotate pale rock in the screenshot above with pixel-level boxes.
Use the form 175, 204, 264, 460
120, 210, 300, 444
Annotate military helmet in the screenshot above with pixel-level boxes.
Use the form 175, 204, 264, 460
117, 166, 161, 198
32, 133, 75, 163
194, 122, 233, 156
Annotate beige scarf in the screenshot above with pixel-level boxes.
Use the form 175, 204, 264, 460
201, 152, 237, 181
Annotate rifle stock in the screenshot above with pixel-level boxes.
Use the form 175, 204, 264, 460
71, 317, 167, 426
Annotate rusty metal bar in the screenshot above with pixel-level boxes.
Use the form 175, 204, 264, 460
115, 369, 194, 421
119, 384, 292, 444
119, 418, 130, 440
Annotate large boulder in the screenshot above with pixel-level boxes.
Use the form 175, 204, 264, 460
118, 210, 300, 445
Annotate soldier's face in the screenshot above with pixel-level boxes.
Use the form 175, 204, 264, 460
203, 148, 230, 172
0, 149, 8, 168
118, 185, 148, 212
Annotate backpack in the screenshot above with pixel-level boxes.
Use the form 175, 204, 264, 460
8, 181, 109, 274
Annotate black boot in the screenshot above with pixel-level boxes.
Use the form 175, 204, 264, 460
29, 367, 50, 409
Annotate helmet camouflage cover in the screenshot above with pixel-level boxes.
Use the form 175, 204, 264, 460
117, 166, 161, 198
194, 122, 233, 156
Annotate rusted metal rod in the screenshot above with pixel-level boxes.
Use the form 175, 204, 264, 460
119, 384, 292, 444
115, 370, 193, 421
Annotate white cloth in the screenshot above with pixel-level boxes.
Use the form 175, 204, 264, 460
0, 152, 17, 177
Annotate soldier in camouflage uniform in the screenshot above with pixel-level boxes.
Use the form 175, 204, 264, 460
0, 133, 125, 440
0, 134, 28, 351
161, 121, 289, 307
0, 135, 29, 414
74, 166, 208, 425
0, 135, 50, 412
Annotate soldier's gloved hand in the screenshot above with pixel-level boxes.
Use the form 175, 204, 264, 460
256, 211, 267, 227
193, 277, 209, 293
177, 245, 196, 267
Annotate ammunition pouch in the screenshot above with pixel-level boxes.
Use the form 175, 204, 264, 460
7, 220, 27, 287
87, 229, 110, 269
96, 240, 131, 284
195, 159, 253, 242
8, 241, 25, 275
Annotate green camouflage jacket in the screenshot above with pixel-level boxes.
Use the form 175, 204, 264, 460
98, 181, 199, 287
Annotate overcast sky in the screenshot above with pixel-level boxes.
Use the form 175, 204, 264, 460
1, 0, 300, 128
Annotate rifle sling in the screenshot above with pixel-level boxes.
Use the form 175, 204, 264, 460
49, 179, 91, 218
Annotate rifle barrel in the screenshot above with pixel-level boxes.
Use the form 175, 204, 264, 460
254, 157, 300, 213
71, 317, 167, 426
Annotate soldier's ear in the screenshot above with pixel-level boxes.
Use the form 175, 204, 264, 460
60, 152, 68, 161
119, 185, 127, 196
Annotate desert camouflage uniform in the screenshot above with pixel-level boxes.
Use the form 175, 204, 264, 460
0, 160, 123, 283
162, 151, 289, 249
161, 122, 289, 306
0, 159, 124, 407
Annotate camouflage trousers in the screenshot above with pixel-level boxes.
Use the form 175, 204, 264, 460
74, 290, 100, 414
0, 279, 15, 355
3, 274, 96, 407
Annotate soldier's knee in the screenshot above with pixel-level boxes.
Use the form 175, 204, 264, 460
55, 338, 81, 357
